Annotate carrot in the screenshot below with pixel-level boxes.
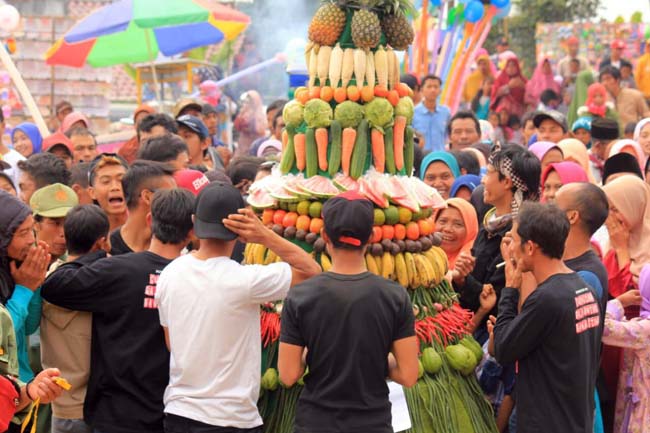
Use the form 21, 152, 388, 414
341, 127, 357, 176
393, 115, 407, 171
371, 128, 385, 173
281, 129, 289, 153
294, 133, 307, 171
315, 127, 329, 171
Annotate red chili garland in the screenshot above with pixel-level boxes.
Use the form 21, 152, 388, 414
414, 303, 474, 347
261, 310, 281, 347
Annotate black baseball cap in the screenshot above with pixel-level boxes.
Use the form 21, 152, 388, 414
177, 115, 209, 140
591, 117, 620, 141
322, 191, 374, 249
194, 182, 245, 240
533, 110, 568, 133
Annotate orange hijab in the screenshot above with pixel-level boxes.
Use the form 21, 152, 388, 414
436, 198, 479, 269
558, 138, 597, 183
602, 175, 650, 277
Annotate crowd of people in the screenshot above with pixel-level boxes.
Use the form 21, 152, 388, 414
0, 34, 649, 433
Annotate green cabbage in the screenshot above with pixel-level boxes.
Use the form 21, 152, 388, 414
334, 101, 364, 128
364, 97, 394, 130
282, 100, 305, 128
395, 97, 414, 124
304, 99, 333, 128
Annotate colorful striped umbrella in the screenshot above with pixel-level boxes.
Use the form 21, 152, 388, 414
45, 0, 250, 67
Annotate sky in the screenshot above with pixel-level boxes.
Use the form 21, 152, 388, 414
599, 0, 650, 20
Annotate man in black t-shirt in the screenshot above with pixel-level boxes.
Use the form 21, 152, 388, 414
279, 191, 419, 433
555, 183, 609, 303
109, 161, 176, 255
41, 189, 195, 433
491, 202, 602, 433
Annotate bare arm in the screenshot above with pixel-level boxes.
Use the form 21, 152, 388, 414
223, 208, 321, 286
278, 342, 306, 387
162, 326, 170, 351
387, 336, 419, 387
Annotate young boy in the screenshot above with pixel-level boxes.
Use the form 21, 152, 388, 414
41, 204, 111, 433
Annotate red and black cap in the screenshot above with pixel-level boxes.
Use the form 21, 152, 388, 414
322, 191, 374, 249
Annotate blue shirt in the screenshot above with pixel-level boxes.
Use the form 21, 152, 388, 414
412, 102, 451, 152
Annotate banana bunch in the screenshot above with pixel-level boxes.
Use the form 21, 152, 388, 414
365, 246, 449, 290
243, 243, 283, 265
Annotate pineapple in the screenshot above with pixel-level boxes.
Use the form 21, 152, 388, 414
351, 0, 382, 50
308, 2, 347, 47
381, 12, 414, 50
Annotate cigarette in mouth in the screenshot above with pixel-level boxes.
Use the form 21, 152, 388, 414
496, 261, 506, 269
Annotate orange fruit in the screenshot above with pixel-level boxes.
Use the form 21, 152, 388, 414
387, 90, 400, 107
296, 215, 311, 231
361, 86, 375, 102
309, 217, 324, 234
374, 85, 389, 97
371, 226, 383, 243
320, 86, 334, 102
295, 88, 309, 105
418, 219, 433, 236
397, 83, 410, 97
334, 87, 347, 103
406, 221, 420, 240
273, 209, 287, 226
309, 86, 321, 100
262, 209, 275, 225
393, 223, 406, 240
381, 224, 395, 240
347, 85, 361, 102
282, 211, 298, 228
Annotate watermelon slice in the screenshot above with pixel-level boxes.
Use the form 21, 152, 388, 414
333, 173, 359, 191
298, 175, 340, 198
404, 177, 446, 209
284, 175, 312, 199
247, 188, 276, 209
359, 177, 389, 208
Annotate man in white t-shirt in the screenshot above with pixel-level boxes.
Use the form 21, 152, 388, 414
156, 182, 321, 432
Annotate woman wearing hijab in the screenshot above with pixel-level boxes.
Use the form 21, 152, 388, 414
490, 56, 527, 118
463, 51, 495, 105
435, 198, 479, 271
11, 123, 43, 158
540, 161, 588, 203
601, 264, 650, 433
528, 141, 564, 171
608, 140, 648, 175
450, 174, 482, 201
525, 57, 561, 108
558, 138, 598, 183
420, 152, 461, 199
634, 118, 650, 157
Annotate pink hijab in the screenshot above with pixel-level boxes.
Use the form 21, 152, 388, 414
541, 161, 589, 191
529, 141, 562, 160
525, 57, 561, 107
608, 139, 647, 174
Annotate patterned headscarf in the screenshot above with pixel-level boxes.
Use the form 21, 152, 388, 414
489, 145, 538, 215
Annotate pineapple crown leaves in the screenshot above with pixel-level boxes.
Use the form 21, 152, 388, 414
344, 0, 416, 17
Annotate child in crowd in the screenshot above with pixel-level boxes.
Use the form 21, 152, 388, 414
472, 77, 494, 121
619, 60, 637, 90
507, 114, 523, 144
562, 58, 581, 98
537, 89, 561, 112
571, 117, 592, 148
578, 83, 619, 124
